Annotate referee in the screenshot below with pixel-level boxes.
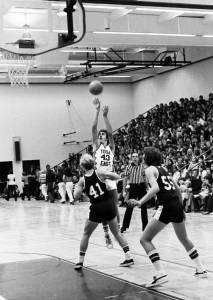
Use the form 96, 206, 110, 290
121, 152, 148, 233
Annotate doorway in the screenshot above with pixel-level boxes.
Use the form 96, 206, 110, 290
0, 161, 13, 194
22, 160, 40, 174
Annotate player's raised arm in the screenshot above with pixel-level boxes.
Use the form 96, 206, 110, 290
92, 98, 101, 152
97, 169, 120, 182
102, 105, 115, 153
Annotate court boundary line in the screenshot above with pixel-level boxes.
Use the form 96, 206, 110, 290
0, 251, 184, 300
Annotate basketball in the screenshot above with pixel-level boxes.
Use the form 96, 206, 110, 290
89, 80, 103, 95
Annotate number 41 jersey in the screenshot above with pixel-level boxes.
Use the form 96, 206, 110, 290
156, 166, 179, 205
84, 170, 108, 205
94, 144, 114, 172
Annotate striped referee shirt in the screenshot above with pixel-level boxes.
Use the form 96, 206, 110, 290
124, 163, 145, 184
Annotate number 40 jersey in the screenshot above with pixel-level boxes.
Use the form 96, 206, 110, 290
94, 144, 114, 172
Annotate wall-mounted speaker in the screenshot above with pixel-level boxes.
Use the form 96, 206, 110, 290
14, 141, 21, 162
13, 137, 21, 162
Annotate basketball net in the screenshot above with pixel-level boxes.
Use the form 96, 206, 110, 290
0, 49, 35, 87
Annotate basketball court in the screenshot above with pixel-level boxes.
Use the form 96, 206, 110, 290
0, 199, 211, 300
0, 0, 213, 299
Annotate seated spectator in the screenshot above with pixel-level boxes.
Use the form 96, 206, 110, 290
188, 169, 202, 212
188, 156, 198, 173
178, 177, 190, 211
201, 176, 213, 215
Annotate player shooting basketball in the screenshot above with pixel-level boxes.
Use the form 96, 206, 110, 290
92, 97, 120, 249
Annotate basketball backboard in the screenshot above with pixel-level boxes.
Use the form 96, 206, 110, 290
0, 0, 85, 56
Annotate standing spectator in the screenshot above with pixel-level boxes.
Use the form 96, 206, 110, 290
34, 168, 41, 200
63, 163, 74, 204
121, 152, 148, 233
28, 171, 35, 200
6, 169, 17, 201
21, 171, 30, 201
56, 165, 66, 204
39, 170, 48, 201
46, 164, 55, 203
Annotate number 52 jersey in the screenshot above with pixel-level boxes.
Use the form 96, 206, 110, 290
156, 166, 179, 205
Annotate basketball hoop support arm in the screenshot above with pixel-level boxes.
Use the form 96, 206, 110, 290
59, 0, 77, 45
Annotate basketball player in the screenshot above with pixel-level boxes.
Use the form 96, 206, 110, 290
129, 147, 207, 288
74, 153, 134, 270
92, 98, 120, 249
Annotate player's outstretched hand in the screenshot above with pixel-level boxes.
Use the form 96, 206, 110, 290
102, 105, 109, 117
93, 98, 100, 111
127, 199, 139, 208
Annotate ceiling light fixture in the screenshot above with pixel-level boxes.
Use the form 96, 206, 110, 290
4, 27, 49, 32
84, 5, 125, 10
93, 31, 195, 37
136, 7, 213, 15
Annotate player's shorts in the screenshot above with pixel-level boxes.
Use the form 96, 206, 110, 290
153, 199, 185, 224
89, 198, 117, 223
107, 189, 118, 204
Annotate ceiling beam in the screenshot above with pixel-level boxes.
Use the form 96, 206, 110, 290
105, 8, 132, 30
81, 0, 213, 11
158, 12, 183, 23
203, 15, 213, 24
109, 8, 132, 21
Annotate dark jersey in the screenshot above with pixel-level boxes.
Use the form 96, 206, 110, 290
156, 166, 179, 205
84, 170, 108, 205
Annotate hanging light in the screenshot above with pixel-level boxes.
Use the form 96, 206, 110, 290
22, 24, 32, 40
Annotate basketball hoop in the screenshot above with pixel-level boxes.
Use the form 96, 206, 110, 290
0, 49, 35, 87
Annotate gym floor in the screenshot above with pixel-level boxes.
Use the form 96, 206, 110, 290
0, 199, 212, 300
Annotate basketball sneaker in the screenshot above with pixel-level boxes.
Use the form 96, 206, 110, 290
105, 234, 113, 249
120, 258, 134, 267
74, 262, 83, 270
194, 270, 207, 278
145, 273, 168, 288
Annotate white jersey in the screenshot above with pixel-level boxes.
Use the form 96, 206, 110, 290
94, 144, 116, 190
94, 144, 114, 172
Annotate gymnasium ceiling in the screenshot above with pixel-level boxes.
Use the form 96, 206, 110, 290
0, 0, 213, 83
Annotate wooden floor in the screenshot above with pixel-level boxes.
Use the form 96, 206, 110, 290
0, 198, 212, 300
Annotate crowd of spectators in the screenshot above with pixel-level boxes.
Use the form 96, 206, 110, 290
3, 93, 213, 214
56, 92, 213, 214
111, 93, 213, 214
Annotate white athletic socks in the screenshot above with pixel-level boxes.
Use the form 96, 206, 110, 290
122, 245, 131, 260
188, 247, 205, 272
148, 249, 165, 274
103, 224, 109, 234
79, 251, 86, 264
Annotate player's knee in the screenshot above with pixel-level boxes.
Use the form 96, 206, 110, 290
140, 234, 150, 246
83, 225, 93, 236
83, 229, 92, 237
